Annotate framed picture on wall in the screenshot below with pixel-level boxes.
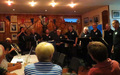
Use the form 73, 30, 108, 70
11, 16, 17, 22
93, 15, 100, 23
112, 10, 120, 18
89, 17, 93, 22
10, 23, 18, 32
0, 22, 5, 33
84, 17, 89, 25
12, 33, 17, 40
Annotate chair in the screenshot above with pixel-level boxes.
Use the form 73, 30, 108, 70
57, 53, 66, 68
52, 51, 60, 64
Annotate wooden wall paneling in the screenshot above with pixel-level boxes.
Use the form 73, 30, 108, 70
0, 14, 82, 43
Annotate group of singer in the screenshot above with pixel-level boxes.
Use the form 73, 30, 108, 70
16, 20, 120, 64
0, 20, 120, 75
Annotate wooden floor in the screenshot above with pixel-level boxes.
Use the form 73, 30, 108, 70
62, 66, 89, 75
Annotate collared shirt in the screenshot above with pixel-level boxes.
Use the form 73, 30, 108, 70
30, 33, 41, 41
81, 32, 90, 38
113, 27, 120, 49
17, 32, 27, 43
50, 31, 57, 40
42, 34, 52, 41
65, 30, 78, 43
30, 33, 41, 46
24, 62, 62, 75
88, 58, 120, 75
54, 35, 65, 43
90, 29, 102, 38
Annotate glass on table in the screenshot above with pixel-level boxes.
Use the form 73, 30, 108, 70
24, 54, 31, 66
17, 54, 21, 59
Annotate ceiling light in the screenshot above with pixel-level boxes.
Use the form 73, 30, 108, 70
13, 9, 15, 11
68, 3, 76, 8
7, 0, 13, 6
50, 2, 57, 7
29, 0, 36, 7
45, 10, 47, 12
74, 11, 76, 12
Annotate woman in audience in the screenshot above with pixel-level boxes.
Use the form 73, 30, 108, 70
0, 44, 22, 72
24, 42, 62, 75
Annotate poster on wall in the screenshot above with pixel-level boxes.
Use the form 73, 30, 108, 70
12, 33, 17, 40
10, 23, 18, 32
84, 17, 89, 25
93, 15, 100, 23
0, 22, 5, 33
11, 16, 17, 22
112, 10, 120, 19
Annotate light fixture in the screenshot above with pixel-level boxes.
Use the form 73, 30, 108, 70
29, 0, 36, 7
50, 1, 57, 7
68, 2, 76, 8
13, 9, 15, 11
74, 11, 76, 12
7, 0, 13, 6
45, 10, 47, 12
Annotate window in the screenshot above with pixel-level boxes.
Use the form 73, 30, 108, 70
64, 18, 78, 23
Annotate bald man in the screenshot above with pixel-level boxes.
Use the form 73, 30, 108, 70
25, 42, 62, 75
111, 20, 120, 63
90, 22, 102, 38
104, 24, 113, 58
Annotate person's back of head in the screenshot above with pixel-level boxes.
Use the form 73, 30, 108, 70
35, 42, 54, 62
87, 41, 108, 62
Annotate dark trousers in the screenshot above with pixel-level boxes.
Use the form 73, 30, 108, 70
114, 48, 120, 63
18, 42, 26, 55
68, 44, 77, 58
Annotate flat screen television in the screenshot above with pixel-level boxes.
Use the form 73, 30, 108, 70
88, 24, 103, 34
64, 18, 78, 23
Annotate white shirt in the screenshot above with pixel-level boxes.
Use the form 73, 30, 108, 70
0, 58, 8, 70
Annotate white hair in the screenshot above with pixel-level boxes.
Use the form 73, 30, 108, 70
83, 27, 88, 30
83, 27, 88, 33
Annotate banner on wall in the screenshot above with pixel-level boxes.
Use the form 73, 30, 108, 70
6, 16, 10, 21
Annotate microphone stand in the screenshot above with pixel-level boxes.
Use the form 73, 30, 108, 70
34, 34, 38, 46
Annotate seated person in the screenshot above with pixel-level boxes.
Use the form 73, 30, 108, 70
5, 38, 19, 62
24, 42, 62, 75
0, 44, 22, 72
87, 41, 120, 75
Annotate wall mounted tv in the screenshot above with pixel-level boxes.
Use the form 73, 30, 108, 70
64, 18, 78, 23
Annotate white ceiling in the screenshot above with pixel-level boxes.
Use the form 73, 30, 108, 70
0, 0, 120, 15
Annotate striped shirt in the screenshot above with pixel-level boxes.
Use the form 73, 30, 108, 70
24, 62, 62, 75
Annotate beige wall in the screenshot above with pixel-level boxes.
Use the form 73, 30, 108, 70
109, 4, 120, 30
80, 6, 108, 37
82, 6, 108, 27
